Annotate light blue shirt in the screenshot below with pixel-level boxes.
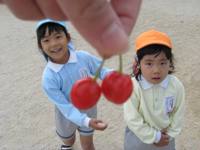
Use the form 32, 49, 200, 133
42, 50, 111, 127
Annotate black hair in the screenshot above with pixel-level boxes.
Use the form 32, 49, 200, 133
132, 44, 175, 81
36, 22, 71, 61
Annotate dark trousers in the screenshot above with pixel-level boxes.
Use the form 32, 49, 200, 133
124, 127, 175, 150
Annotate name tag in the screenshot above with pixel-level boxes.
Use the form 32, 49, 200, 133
164, 96, 175, 114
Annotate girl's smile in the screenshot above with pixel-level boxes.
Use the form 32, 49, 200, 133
49, 47, 62, 53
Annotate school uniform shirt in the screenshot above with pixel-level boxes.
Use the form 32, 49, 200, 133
42, 50, 111, 128
123, 75, 185, 144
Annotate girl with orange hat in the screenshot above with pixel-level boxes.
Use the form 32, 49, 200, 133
123, 29, 185, 150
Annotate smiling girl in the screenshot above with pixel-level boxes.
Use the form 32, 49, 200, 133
36, 19, 109, 150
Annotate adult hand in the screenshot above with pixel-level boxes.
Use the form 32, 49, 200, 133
0, 0, 142, 58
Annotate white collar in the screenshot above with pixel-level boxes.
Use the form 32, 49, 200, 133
139, 75, 169, 90
47, 50, 77, 72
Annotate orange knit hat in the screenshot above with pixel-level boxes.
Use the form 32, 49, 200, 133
135, 29, 172, 52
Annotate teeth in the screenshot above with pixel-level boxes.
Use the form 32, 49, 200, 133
51, 48, 61, 52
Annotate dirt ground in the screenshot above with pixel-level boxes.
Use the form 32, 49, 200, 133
0, 0, 200, 149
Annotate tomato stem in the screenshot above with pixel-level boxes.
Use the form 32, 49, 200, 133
94, 59, 105, 80
119, 54, 123, 73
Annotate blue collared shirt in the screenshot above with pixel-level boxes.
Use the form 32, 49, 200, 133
42, 50, 111, 127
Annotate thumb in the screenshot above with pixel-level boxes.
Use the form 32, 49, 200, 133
57, 0, 141, 58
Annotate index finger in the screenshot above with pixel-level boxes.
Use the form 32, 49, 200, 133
111, 0, 142, 34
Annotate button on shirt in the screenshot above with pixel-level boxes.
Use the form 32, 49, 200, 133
123, 75, 185, 144
42, 50, 111, 127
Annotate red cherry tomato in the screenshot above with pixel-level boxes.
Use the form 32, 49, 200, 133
70, 77, 101, 109
102, 71, 133, 104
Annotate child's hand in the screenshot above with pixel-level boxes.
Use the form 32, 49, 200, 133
154, 132, 169, 147
89, 118, 108, 131
161, 128, 168, 134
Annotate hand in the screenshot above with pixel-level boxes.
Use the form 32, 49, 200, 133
0, 0, 142, 58
89, 118, 108, 130
154, 132, 169, 147
161, 128, 168, 134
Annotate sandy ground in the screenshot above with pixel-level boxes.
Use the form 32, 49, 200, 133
0, 0, 200, 150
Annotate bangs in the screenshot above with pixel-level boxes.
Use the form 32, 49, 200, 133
137, 44, 172, 60
37, 23, 66, 39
